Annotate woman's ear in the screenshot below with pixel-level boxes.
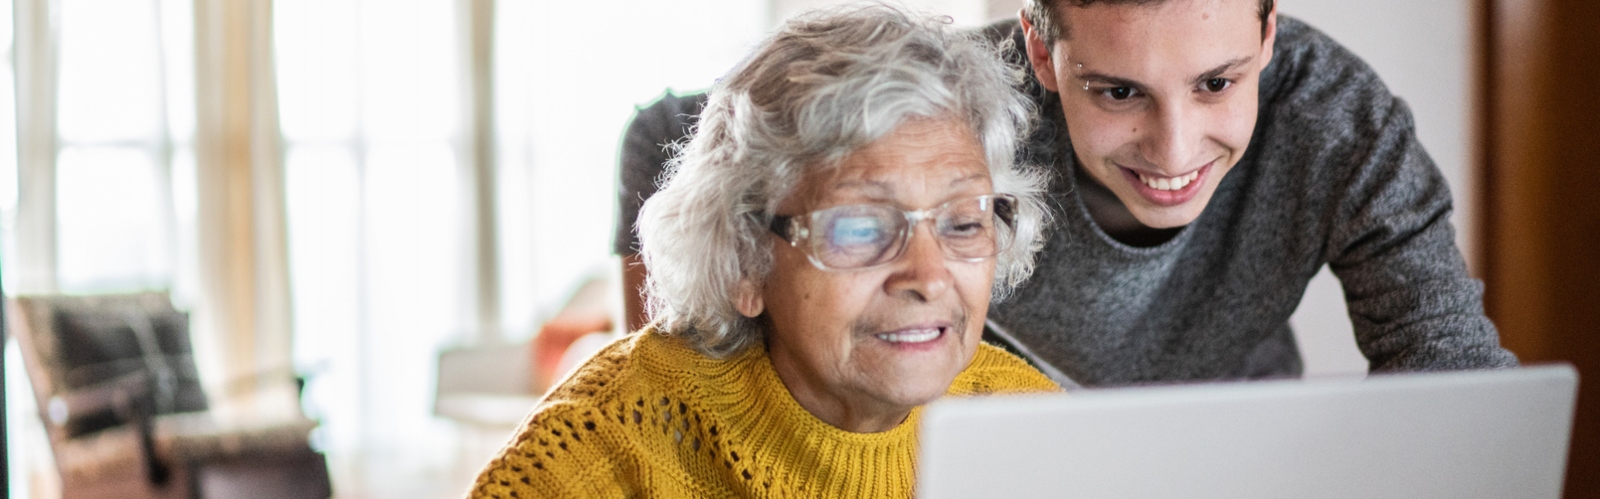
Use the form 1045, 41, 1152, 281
734, 280, 765, 318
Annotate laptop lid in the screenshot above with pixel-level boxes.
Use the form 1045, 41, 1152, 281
918, 365, 1578, 499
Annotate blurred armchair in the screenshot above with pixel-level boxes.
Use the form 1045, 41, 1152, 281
8, 291, 331, 499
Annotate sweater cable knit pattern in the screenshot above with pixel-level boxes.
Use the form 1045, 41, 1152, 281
468, 327, 1060, 498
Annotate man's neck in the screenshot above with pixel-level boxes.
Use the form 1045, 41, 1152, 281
1074, 167, 1183, 247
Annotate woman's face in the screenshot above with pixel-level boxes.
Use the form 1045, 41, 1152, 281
751, 118, 996, 433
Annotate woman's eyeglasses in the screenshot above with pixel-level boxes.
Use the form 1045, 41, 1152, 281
769, 194, 1017, 271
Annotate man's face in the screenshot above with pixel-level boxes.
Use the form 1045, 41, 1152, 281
1024, 0, 1276, 228
754, 118, 995, 433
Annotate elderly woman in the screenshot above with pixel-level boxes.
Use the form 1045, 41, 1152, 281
469, 4, 1059, 497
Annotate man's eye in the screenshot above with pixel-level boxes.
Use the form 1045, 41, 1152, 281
1203, 78, 1232, 93
1104, 87, 1135, 100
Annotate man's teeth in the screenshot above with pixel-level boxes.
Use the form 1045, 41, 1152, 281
876, 328, 942, 344
1138, 170, 1199, 191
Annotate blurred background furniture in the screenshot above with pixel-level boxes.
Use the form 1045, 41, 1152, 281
8, 292, 331, 499
433, 274, 620, 481
434, 274, 619, 428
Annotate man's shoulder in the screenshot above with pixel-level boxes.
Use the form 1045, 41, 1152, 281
971, 18, 1034, 77
972, 17, 1023, 49
1249, 14, 1418, 190
628, 90, 708, 142
1260, 15, 1396, 122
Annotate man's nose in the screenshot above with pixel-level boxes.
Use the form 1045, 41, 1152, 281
884, 222, 953, 302
1143, 101, 1197, 173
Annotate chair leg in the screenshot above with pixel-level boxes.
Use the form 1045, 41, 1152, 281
134, 411, 172, 486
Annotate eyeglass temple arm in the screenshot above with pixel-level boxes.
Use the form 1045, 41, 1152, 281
768, 214, 797, 241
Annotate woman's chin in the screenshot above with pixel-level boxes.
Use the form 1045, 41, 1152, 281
864, 359, 969, 409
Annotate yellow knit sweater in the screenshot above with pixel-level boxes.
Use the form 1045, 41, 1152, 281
467, 327, 1060, 498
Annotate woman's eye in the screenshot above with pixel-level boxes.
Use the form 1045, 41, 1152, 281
1104, 87, 1135, 100
946, 223, 985, 237
830, 217, 886, 246
940, 213, 991, 237
1203, 78, 1232, 93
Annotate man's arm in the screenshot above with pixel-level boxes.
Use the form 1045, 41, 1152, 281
621, 253, 649, 333
612, 91, 707, 332
1324, 98, 1518, 371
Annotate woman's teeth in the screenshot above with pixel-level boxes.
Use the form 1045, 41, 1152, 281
1138, 170, 1199, 191
876, 328, 942, 344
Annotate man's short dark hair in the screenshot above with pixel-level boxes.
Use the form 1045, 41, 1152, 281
1025, 0, 1275, 49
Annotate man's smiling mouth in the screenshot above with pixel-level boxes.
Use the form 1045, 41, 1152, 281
1135, 169, 1200, 191
1114, 160, 1214, 207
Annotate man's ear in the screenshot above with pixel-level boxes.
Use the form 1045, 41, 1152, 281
1259, 1, 1279, 69
1019, 9, 1062, 93
733, 280, 765, 318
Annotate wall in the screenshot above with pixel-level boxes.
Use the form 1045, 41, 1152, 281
771, 0, 992, 27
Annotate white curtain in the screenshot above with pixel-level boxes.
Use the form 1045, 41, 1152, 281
10, 0, 54, 296
192, 0, 297, 405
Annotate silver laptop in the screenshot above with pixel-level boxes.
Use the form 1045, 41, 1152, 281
919, 365, 1578, 499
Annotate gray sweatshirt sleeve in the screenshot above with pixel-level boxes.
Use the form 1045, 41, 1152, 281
612, 91, 706, 255
1254, 16, 1519, 372
1322, 97, 1518, 371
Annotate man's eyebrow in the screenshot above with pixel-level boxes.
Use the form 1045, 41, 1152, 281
1075, 56, 1256, 89
1191, 56, 1255, 85
1077, 71, 1147, 91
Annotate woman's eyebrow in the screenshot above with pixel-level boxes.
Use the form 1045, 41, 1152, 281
950, 173, 989, 187
816, 177, 988, 208
827, 179, 892, 195
830, 172, 988, 194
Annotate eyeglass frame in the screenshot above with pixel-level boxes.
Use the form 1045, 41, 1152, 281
767, 193, 1019, 271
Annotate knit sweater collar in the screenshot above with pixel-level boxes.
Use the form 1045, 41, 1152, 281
632, 330, 923, 495
468, 328, 1057, 497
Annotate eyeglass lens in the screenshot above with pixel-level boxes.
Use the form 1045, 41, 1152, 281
806, 195, 1012, 270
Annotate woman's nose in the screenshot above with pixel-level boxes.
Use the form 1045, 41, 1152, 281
883, 223, 953, 302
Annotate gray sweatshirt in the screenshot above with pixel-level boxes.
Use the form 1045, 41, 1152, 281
614, 16, 1518, 388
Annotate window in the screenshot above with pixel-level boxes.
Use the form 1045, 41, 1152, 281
5, 0, 196, 495
275, 0, 472, 487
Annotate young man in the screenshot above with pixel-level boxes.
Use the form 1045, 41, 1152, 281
609, 0, 1517, 387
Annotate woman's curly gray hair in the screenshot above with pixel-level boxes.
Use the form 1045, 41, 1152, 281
638, 3, 1051, 357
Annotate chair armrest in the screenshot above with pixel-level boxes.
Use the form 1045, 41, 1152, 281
213, 363, 306, 400
46, 371, 152, 428
48, 371, 172, 485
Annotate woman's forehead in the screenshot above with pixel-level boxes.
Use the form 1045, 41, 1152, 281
792, 120, 991, 208
818, 173, 991, 200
